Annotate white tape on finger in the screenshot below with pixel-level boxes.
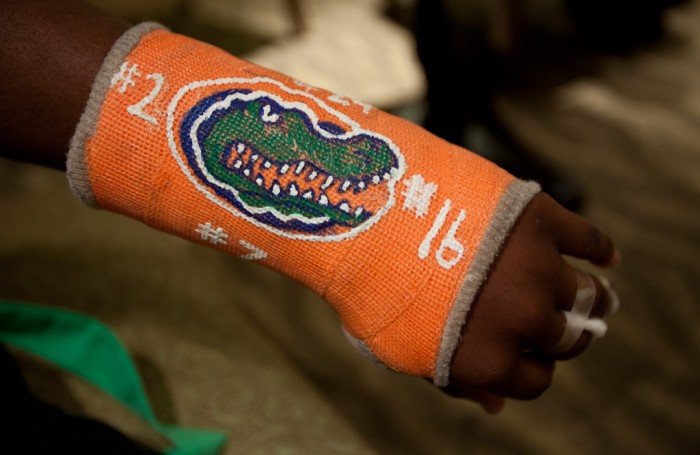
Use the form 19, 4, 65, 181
547, 272, 598, 355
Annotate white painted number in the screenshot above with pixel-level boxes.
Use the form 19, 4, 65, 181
126, 73, 164, 125
436, 208, 466, 269
419, 199, 451, 260
418, 199, 467, 270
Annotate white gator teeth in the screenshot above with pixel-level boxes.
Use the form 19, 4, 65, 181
280, 164, 290, 175
319, 194, 329, 205
354, 207, 364, 217
339, 202, 351, 213
296, 161, 305, 174
302, 190, 314, 200
255, 176, 264, 186
244, 168, 251, 177
357, 181, 366, 190
383, 172, 391, 180
234, 160, 242, 169
251, 154, 259, 162
322, 176, 334, 189
341, 180, 351, 192
264, 161, 272, 169
289, 183, 299, 196
272, 183, 281, 196
308, 170, 318, 181
236, 143, 245, 154
372, 175, 380, 184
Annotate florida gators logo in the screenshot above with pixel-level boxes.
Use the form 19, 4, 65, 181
167, 78, 405, 241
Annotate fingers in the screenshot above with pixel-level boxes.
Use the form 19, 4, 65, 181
446, 194, 622, 407
545, 270, 620, 358
550, 199, 620, 267
451, 333, 558, 401
449, 272, 618, 404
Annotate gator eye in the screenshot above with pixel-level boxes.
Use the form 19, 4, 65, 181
261, 104, 280, 123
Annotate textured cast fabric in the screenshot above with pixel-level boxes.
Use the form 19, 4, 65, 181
68, 24, 539, 385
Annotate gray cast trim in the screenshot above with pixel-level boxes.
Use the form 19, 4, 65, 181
434, 179, 541, 387
66, 22, 166, 207
342, 326, 388, 368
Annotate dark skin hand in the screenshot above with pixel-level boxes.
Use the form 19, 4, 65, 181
449, 193, 618, 413
0, 0, 619, 414
0, 0, 127, 169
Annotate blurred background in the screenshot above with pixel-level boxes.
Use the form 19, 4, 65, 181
1, 0, 699, 453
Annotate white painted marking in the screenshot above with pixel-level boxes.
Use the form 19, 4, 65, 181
126, 72, 164, 125
261, 104, 279, 122
419, 199, 450, 260
402, 174, 438, 218
195, 222, 228, 246
239, 240, 267, 261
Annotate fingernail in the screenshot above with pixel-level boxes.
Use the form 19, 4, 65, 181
606, 250, 622, 268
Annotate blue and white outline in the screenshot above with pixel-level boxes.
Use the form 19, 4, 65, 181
166, 77, 407, 242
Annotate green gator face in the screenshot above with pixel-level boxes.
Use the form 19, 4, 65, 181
175, 87, 403, 239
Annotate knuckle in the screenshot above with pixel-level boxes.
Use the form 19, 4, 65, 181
520, 304, 547, 332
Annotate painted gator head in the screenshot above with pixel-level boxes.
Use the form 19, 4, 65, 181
176, 87, 403, 240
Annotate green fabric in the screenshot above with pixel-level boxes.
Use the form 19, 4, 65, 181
0, 300, 227, 455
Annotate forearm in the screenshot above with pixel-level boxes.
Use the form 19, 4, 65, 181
0, 0, 127, 169
0, 4, 619, 405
